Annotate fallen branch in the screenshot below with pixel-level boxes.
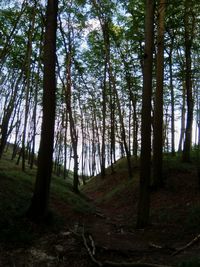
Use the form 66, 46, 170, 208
103, 262, 172, 267
172, 233, 200, 256
149, 242, 175, 252
95, 211, 106, 218
89, 234, 96, 255
82, 229, 172, 267
82, 229, 102, 267
148, 243, 163, 249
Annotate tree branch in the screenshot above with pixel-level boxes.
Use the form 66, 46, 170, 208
172, 233, 200, 256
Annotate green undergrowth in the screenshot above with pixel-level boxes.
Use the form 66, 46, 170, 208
163, 152, 197, 173
106, 156, 139, 175
97, 178, 134, 204
82, 156, 140, 206
51, 175, 95, 214
177, 257, 200, 267
0, 151, 94, 247
185, 205, 200, 232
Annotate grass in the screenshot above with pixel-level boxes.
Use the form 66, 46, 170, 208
106, 156, 139, 174
97, 178, 134, 204
185, 205, 200, 232
163, 154, 195, 173
51, 176, 95, 214
0, 165, 35, 247
177, 258, 200, 267
0, 148, 94, 247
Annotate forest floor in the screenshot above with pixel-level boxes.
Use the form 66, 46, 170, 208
0, 153, 200, 266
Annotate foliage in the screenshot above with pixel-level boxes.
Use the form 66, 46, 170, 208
185, 205, 200, 232
177, 258, 200, 267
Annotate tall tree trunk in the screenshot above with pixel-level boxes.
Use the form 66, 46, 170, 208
168, 32, 175, 156
178, 82, 186, 152
182, 1, 195, 162
65, 20, 79, 193
137, 0, 155, 228
21, 2, 36, 171
63, 109, 68, 180
59, 9, 79, 191
0, 72, 23, 158
30, 21, 44, 169
27, 0, 58, 220
101, 62, 107, 177
103, 20, 133, 178
152, 0, 166, 188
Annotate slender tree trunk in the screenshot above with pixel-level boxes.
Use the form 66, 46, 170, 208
109, 83, 116, 173
178, 82, 186, 152
59, 9, 79, 191
182, 1, 195, 162
0, 72, 23, 158
21, 3, 36, 171
152, 0, 166, 188
133, 97, 139, 158
30, 24, 44, 169
30, 67, 39, 169
103, 21, 133, 178
168, 33, 175, 156
101, 63, 107, 177
197, 96, 200, 188
12, 105, 23, 160
66, 30, 79, 193
137, 0, 155, 228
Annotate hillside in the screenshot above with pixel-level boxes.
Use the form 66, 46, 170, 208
83, 157, 200, 265
0, 152, 200, 266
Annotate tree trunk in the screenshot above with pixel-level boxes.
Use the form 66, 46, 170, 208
0, 72, 23, 158
152, 0, 166, 188
21, 1, 36, 171
168, 31, 175, 156
137, 0, 155, 228
178, 82, 186, 152
182, 1, 195, 162
26, 0, 58, 221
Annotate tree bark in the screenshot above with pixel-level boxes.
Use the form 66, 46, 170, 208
182, 0, 195, 162
26, 0, 58, 220
152, 0, 166, 188
137, 0, 155, 228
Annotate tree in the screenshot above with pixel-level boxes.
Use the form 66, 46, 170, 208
26, 0, 58, 220
21, 0, 37, 171
137, 0, 155, 228
0, 71, 23, 158
182, 0, 195, 162
152, 0, 166, 188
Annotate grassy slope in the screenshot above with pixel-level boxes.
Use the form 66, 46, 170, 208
0, 149, 94, 247
83, 154, 200, 266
